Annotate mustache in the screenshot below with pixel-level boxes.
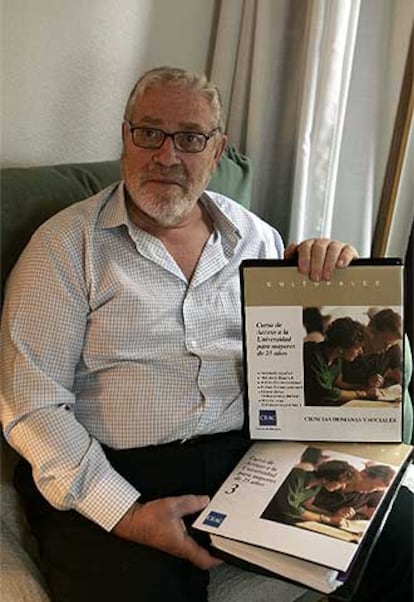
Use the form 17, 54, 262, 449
141, 166, 187, 183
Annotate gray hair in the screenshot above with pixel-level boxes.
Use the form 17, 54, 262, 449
123, 66, 225, 130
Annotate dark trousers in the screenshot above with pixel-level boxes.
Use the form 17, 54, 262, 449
14, 430, 250, 602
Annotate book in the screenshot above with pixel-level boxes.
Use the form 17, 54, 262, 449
193, 440, 413, 596
240, 258, 404, 442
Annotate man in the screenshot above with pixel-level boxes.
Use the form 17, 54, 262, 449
0, 65, 378, 602
313, 464, 395, 521
342, 308, 403, 389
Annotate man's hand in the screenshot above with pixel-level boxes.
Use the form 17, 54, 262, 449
112, 495, 221, 570
334, 506, 356, 520
326, 507, 356, 527
364, 387, 380, 400
368, 374, 384, 388
284, 239, 358, 282
383, 368, 402, 385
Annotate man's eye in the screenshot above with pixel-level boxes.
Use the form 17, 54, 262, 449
183, 133, 200, 143
143, 128, 160, 139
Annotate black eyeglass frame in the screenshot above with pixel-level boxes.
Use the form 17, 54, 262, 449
126, 120, 221, 153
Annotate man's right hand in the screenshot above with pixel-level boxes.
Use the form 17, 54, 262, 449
364, 387, 380, 400
367, 374, 384, 388
112, 495, 221, 570
334, 506, 356, 520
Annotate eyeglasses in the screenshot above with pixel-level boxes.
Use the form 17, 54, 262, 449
126, 121, 221, 153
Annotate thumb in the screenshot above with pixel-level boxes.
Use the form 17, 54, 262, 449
284, 242, 298, 259
174, 494, 210, 518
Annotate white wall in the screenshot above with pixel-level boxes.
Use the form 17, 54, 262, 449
1, 0, 216, 167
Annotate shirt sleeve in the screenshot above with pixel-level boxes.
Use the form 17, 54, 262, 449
304, 343, 342, 405
0, 224, 140, 531
385, 344, 403, 370
262, 469, 319, 523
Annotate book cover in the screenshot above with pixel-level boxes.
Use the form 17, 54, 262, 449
193, 440, 412, 595
240, 259, 404, 442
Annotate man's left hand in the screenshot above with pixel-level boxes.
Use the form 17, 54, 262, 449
284, 239, 358, 282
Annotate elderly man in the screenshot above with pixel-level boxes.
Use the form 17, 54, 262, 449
1, 66, 364, 602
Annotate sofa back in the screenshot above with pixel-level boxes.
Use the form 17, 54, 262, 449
1, 145, 251, 288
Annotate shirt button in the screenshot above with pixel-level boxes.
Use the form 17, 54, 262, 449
189, 340, 197, 348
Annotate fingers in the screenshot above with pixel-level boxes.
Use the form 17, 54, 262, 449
183, 535, 222, 570
369, 374, 384, 388
343, 507, 356, 519
293, 239, 358, 282
114, 494, 219, 570
335, 243, 358, 269
284, 242, 298, 260
336, 506, 355, 519
171, 496, 222, 569
164, 495, 219, 568
173, 494, 210, 517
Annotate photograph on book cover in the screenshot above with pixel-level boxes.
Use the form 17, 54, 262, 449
260, 444, 395, 544
193, 441, 411, 573
241, 262, 404, 441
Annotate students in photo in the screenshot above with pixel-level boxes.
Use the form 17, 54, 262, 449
294, 446, 331, 471
261, 460, 357, 526
342, 308, 403, 389
303, 317, 379, 406
312, 464, 395, 520
303, 307, 326, 343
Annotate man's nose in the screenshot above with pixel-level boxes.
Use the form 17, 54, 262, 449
153, 136, 181, 166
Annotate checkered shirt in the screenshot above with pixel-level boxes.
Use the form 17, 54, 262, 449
0, 183, 284, 529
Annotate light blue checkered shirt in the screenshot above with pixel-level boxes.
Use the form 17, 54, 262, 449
1, 183, 284, 530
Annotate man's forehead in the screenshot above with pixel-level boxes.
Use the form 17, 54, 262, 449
130, 83, 215, 128
138, 115, 207, 131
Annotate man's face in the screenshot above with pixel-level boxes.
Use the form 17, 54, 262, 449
341, 344, 363, 362
353, 470, 388, 492
121, 82, 226, 227
322, 479, 348, 492
369, 330, 399, 353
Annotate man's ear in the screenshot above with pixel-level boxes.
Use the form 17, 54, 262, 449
213, 134, 228, 165
121, 121, 129, 144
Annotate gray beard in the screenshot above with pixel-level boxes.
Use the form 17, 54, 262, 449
126, 186, 199, 227
144, 193, 198, 226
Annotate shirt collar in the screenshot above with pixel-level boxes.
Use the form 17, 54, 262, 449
97, 183, 242, 251
200, 192, 242, 250
97, 182, 130, 230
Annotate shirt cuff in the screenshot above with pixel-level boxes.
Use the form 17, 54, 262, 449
73, 469, 141, 532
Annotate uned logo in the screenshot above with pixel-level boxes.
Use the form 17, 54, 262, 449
259, 410, 277, 426
203, 511, 227, 528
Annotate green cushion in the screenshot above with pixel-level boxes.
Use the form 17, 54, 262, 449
1, 146, 251, 286
1, 161, 121, 285
208, 144, 252, 207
